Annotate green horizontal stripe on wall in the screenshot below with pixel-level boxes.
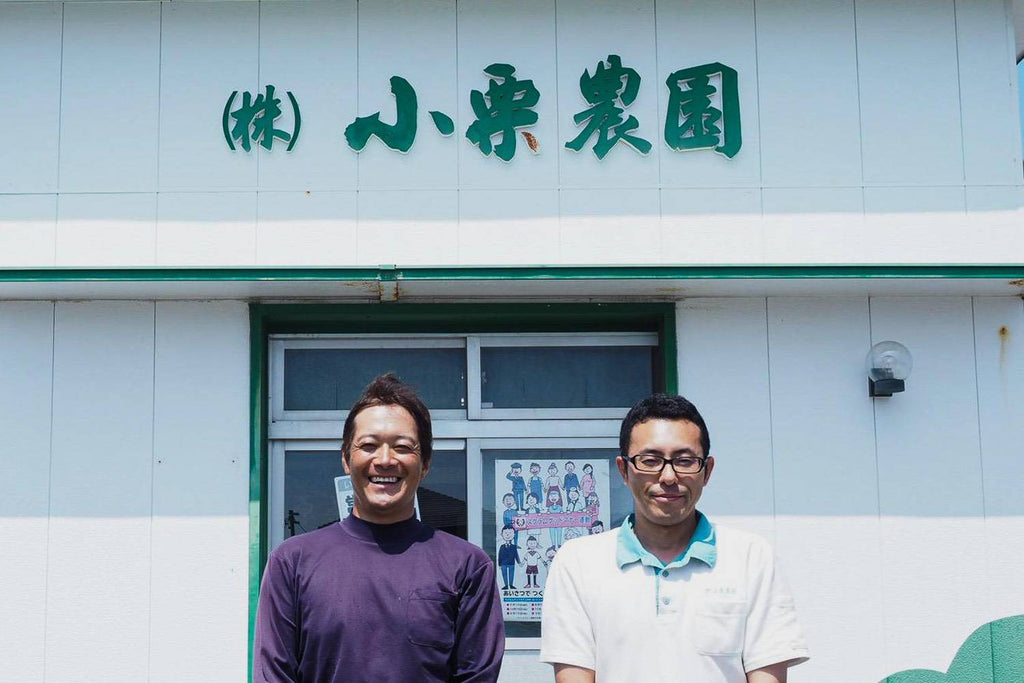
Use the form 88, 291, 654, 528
1, 264, 1023, 282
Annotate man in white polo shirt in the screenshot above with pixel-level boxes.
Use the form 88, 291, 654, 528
540, 394, 809, 683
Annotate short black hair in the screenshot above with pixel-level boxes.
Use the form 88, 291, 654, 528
618, 393, 710, 459
342, 373, 433, 466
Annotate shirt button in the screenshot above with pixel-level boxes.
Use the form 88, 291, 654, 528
661, 570, 669, 577
662, 597, 671, 605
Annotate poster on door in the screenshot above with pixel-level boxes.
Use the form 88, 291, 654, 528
494, 459, 610, 622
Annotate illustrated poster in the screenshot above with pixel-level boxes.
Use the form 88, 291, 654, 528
494, 459, 610, 622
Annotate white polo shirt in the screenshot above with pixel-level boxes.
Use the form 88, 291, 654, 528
540, 513, 809, 682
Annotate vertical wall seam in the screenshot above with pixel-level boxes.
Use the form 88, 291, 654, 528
55, 2, 65, 192
454, 0, 461, 265
653, 0, 664, 257
763, 297, 777, 533
866, 297, 881, 518
354, 0, 360, 263
970, 297, 989, 518
951, 0, 968, 186
41, 301, 57, 683
852, 0, 867, 209
553, 0, 563, 262
752, 0, 764, 193
254, 1, 262, 263
53, 2, 66, 265
146, 303, 157, 683
155, 2, 163, 196
653, 0, 662, 191
968, 297, 995, 623
867, 296, 889, 669
553, 0, 562, 192
155, 1, 164, 265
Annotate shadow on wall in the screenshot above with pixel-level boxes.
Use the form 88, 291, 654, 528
881, 615, 1024, 682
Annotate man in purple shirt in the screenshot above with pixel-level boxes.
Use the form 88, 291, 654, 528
254, 374, 505, 682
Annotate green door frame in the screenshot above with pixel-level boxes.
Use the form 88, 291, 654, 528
247, 301, 678, 677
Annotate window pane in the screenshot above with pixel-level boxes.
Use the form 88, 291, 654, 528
482, 447, 626, 638
480, 346, 654, 409
284, 450, 343, 539
283, 348, 467, 411
419, 450, 467, 539
282, 449, 467, 543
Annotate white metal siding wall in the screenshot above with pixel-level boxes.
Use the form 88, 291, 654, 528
0, 301, 250, 683
0, 0, 1020, 269
677, 296, 1024, 683
0, 303, 54, 682
48, 301, 155, 681
2, 296, 1022, 682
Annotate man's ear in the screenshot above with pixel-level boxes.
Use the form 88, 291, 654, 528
703, 455, 715, 484
342, 449, 351, 475
616, 455, 629, 483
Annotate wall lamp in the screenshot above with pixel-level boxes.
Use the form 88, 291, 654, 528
867, 341, 912, 397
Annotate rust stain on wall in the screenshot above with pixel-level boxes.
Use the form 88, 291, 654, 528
998, 325, 1010, 368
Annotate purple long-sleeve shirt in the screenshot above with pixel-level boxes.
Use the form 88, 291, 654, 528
254, 515, 505, 683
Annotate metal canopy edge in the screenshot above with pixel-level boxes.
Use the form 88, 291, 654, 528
1, 265, 1022, 300
1, 264, 1024, 281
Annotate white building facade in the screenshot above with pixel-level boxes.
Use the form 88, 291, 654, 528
1, 1, 1023, 681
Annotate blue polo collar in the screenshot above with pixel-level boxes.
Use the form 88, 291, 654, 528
616, 511, 717, 570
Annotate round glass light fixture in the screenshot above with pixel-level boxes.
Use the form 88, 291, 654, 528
866, 341, 912, 397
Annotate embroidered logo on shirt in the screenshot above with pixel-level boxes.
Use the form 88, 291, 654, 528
704, 586, 737, 596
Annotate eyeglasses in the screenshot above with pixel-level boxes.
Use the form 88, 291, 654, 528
625, 454, 707, 474
351, 441, 420, 458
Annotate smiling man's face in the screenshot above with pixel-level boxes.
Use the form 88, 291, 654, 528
343, 403, 427, 525
616, 418, 713, 534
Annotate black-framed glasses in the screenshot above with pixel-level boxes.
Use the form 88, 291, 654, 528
625, 454, 707, 475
